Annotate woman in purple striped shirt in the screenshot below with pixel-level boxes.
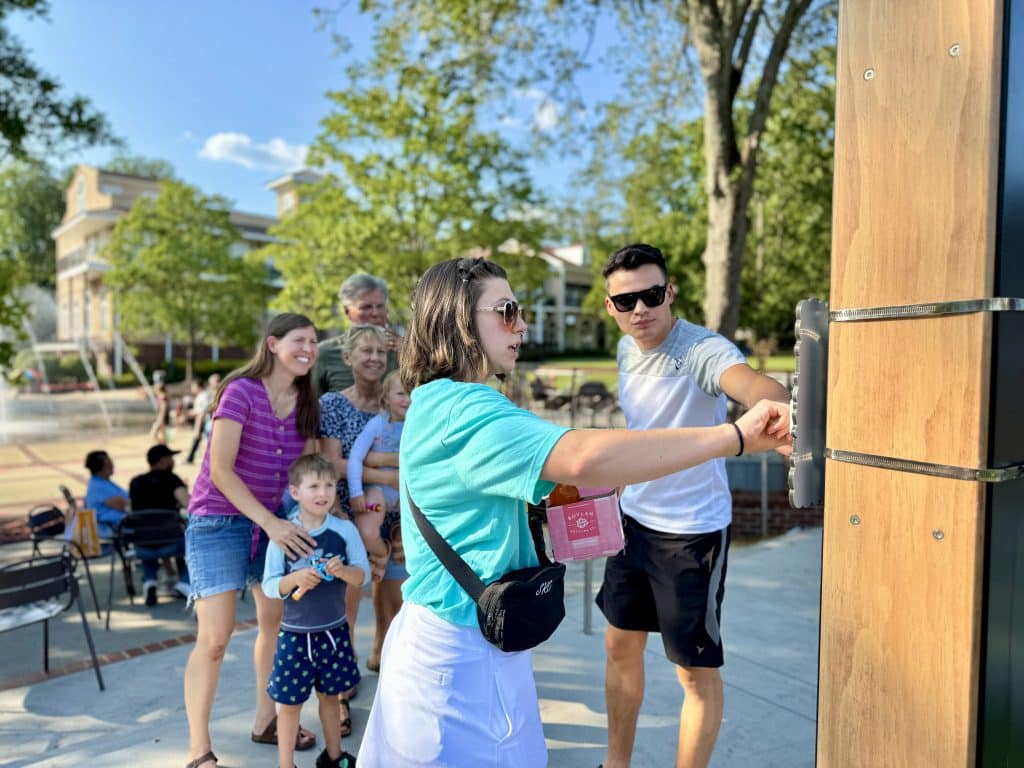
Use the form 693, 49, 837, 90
183, 313, 321, 768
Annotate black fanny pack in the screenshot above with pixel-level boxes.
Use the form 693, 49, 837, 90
407, 488, 566, 652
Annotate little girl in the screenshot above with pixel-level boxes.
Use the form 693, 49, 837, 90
347, 369, 409, 580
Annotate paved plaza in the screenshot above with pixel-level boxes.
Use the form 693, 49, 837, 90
0, 418, 821, 767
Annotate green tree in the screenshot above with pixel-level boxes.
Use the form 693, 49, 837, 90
263, 51, 549, 330
741, 46, 834, 342
0, 0, 118, 160
328, 0, 834, 338
0, 157, 63, 287
104, 181, 271, 381
0, 256, 26, 369
104, 153, 176, 180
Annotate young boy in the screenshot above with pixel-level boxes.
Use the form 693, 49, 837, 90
263, 454, 371, 768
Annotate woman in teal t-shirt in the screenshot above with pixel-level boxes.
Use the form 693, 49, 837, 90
359, 257, 791, 768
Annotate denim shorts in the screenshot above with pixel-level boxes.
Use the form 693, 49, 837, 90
185, 514, 268, 601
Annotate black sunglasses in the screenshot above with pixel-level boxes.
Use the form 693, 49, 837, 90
476, 300, 528, 328
608, 284, 669, 312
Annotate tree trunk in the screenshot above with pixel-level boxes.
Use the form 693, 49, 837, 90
691, 0, 814, 338
186, 330, 195, 384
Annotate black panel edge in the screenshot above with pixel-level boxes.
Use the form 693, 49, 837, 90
979, 0, 1024, 765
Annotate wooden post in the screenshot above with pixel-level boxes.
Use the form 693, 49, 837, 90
819, 1, 1014, 766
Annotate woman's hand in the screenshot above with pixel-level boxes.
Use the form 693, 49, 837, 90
350, 495, 366, 515
265, 517, 316, 560
734, 400, 792, 456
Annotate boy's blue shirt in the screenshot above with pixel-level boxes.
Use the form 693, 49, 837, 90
262, 509, 370, 633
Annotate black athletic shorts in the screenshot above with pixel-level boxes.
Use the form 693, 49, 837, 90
596, 515, 730, 668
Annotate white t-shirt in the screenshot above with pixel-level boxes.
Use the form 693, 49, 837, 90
618, 319, 746, 534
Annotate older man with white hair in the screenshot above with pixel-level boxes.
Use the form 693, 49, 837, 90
313, 273, 401, 395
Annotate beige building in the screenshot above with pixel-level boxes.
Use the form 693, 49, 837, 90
533, 244, 605, 352
52, 165, 287, 372
52, 165, 602, 372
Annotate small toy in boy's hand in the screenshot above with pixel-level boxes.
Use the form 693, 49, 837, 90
290, 555, 345, 600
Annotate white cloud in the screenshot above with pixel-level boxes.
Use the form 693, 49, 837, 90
510, 88, 562, 133
198, 132, 308, 172
534, 101, 560, 132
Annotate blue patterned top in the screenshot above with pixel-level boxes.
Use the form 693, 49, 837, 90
318, 392, 376, 517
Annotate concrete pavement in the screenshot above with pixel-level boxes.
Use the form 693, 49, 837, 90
0, 527, 821, 767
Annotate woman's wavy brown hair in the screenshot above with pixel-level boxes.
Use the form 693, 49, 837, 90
213, 312, 320, 438
400, 257, 508, 391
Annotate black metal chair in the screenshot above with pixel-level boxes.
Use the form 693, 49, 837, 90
106, 509, 187, 629
0, 552, 105, 690
27, 503, 102, 620
574, 381, 616, 427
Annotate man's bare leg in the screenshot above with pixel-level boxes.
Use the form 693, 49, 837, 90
674, 665, 723, 768
602, 626, 647, 768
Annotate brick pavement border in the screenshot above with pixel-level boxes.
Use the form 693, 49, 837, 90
0, 618, 258, 693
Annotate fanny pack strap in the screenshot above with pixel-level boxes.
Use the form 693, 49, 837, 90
405, 485, 486, 603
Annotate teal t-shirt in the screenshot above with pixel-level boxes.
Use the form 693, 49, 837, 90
400, 379, 571, 627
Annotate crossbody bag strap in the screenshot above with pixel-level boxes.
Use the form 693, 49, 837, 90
405, 485, 486, 602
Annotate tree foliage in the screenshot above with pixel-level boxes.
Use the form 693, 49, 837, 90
0, 157, 62, 287
103, 153, 176, 180
104, 181, 271, 380
741, 45, 833, 341
321, 0, 835, 340
0, 0, 118, 160
263, 24, 550, 330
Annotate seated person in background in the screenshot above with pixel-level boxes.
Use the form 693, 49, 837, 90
128, 445, 191, 605
84, 450, 129, 539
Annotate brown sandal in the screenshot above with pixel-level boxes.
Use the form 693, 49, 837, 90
339, 698, 353, 738
184, 751, 217, 768
250, 715, 317, 751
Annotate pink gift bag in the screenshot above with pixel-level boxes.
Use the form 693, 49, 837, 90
547, 487, 624, 561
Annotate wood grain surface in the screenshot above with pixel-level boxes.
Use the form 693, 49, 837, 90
819, 1, 1004, 765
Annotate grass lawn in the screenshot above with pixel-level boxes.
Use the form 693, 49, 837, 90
530, 355, 795, 392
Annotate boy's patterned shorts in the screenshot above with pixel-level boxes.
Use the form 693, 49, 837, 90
267, 622, 361, 705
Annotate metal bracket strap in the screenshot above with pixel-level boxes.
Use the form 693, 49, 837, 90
830, 297, 1024, 323
825, 448, 1024, 483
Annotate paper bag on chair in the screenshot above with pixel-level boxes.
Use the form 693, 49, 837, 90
68, 507, 102, 558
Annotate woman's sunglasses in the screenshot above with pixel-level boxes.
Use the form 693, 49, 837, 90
476, 300, 528, 328
608, 284, 669, 313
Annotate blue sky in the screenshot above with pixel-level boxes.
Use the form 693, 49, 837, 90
10, 2, 606, 218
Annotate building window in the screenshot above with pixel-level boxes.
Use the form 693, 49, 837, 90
282, 191, 296, 212
76, 179, 86, 212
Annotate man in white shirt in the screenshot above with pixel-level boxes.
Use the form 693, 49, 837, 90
597, 243, 790, 768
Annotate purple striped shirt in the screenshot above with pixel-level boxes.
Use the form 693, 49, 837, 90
188, 377, 307, 518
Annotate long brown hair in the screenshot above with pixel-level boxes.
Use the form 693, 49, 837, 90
400, 257, 508, 392
214, 312, 320, 438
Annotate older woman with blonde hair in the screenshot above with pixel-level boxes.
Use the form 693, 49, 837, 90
318, 323, 399, 734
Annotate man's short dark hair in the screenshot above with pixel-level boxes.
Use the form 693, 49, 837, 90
84, 451, 108, 475
602, 243, 669, 281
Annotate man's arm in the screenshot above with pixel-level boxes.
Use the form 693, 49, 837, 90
174, 486, 191, 509
719, 363, 790, 409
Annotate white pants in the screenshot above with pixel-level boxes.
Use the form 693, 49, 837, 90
359, 602, 548, 767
